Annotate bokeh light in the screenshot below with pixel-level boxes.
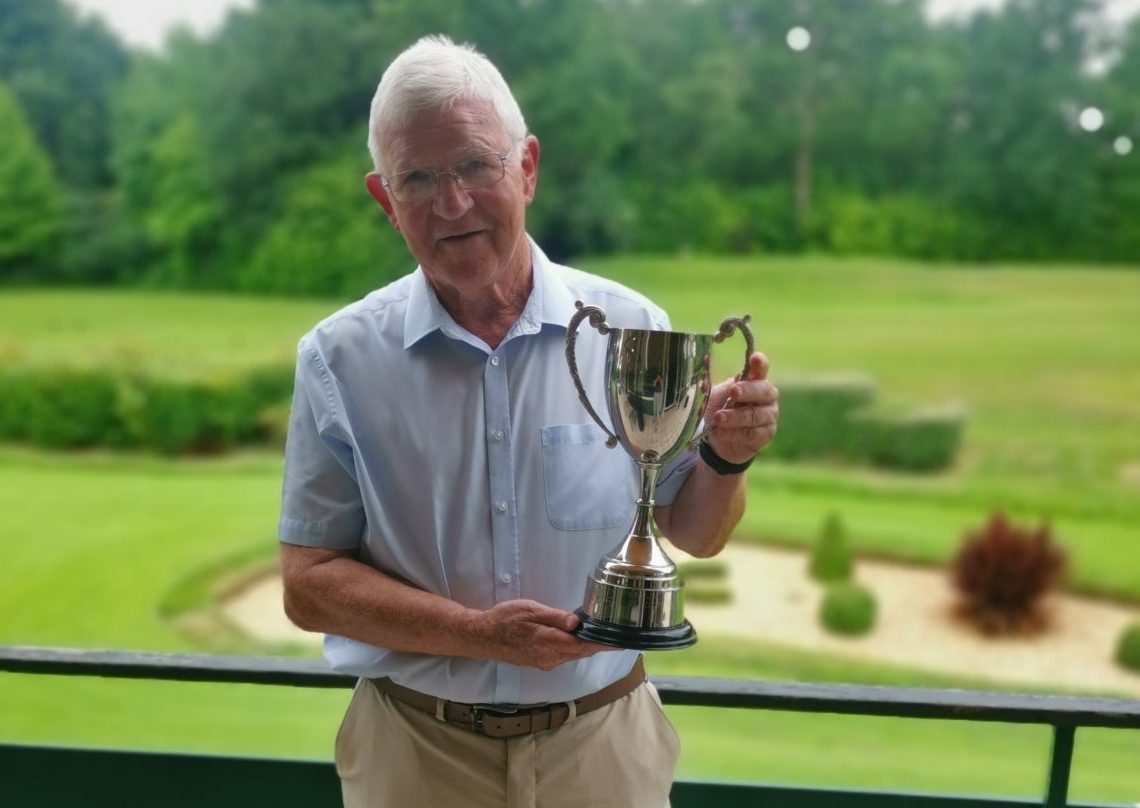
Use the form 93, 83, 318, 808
1115, 135, 1134, 156
787, 26, 811, 52
1079, 106, 1104, 132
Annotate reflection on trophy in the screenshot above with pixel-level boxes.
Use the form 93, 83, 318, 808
565, 301, 754, 650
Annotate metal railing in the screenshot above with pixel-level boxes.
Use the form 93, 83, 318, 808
2, 645, 1139, 807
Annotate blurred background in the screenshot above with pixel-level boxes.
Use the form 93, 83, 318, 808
1, 0, 1139, 799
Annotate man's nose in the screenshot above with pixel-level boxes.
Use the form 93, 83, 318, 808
432, 173, 474, 219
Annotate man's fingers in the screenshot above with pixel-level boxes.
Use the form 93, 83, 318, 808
746, 351, 770, 381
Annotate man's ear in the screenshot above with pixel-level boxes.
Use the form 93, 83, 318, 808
365, 172, 400, 232
519, 136, 540, 206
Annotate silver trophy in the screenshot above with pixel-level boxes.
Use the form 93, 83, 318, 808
565, 300, 753, 650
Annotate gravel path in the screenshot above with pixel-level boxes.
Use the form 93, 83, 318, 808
222, 544, 1140, 698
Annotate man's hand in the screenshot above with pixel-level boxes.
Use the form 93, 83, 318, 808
469, 600, 611, 671
704, 352, 779, 464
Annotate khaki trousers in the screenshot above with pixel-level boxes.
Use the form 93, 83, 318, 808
335, 678, 680, 808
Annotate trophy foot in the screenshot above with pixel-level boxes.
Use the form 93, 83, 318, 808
573, 608, 697, 650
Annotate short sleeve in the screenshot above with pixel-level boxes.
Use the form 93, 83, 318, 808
278, 346, 366, 550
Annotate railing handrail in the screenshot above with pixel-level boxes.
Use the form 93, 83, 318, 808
3, 644, 1138, 730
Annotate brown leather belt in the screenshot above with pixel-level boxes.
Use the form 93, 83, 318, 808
371, 656, 646, 739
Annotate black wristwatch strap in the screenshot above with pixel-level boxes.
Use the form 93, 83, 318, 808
699, 437, 755, 475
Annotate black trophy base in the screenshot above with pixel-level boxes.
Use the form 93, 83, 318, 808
573, 608, 697, 650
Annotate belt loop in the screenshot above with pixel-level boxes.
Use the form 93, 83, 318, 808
564, 699, 577, 723
434, 698, 446, 722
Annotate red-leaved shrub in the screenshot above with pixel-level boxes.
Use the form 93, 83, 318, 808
951, 512, 1067, 635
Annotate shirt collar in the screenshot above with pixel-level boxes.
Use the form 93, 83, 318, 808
402, 236, 578, 350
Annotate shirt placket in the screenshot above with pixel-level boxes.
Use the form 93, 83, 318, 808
484, 348, 522, 703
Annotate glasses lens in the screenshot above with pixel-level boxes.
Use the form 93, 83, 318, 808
454, 154, 504, 189
389, 169, 438, 203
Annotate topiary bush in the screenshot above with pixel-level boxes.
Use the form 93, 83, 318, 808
810, 511, 853, 583
1116, 621, 1140, 675
820, 582, 877, 636
951, 512, 1067, 636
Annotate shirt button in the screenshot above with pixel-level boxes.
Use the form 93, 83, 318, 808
496, 500, 508, 513
499, 572, 512, 584
493, 430, 504, 441
490, 355, 500, 367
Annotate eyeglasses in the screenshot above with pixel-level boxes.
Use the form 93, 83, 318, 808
382, 142, 521, 203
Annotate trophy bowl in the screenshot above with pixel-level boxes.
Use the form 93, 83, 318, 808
565, 301, 753, 650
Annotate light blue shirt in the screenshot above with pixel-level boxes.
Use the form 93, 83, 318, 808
278, 239, 695, 704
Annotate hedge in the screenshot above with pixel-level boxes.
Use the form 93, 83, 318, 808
762, 376, 966, 473
846, 406, 967, 473
0, 364, 293, 454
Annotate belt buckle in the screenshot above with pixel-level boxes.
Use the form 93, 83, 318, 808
469, 703, 518, 735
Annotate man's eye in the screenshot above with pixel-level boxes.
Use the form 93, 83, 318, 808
456, 157, 496, 178
397, 170, 435, 189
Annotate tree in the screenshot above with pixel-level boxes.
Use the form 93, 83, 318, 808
0, 81, 64, 279
0, 0, 129, 188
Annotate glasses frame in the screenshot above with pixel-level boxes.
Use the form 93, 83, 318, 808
381, 139, 525, 203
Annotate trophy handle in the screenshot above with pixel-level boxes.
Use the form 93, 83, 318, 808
689, 314, 755, 451
565, 300, 620, 448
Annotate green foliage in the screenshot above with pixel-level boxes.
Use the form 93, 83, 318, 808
677, 560, 729, 581
0, 82, 65, 277
809, 512, 853, 583
819, 581, 877, 636
0, 0, 128, 188
0, 365, 293, 454
762, 376, 876, 461
241, 147, 410, 297
847, 406, 967, 473
678, 559, 733, 605
1117, 621, 1140, 674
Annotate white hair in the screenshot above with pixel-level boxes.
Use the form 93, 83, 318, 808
367, 35, 528, 173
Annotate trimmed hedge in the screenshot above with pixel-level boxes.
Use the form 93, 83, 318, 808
764, 375, 876, 461
0, 364, 293, 454
847, 406, 967, 473
761, 376, 966, 473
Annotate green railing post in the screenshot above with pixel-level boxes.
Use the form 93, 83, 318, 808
1044, 724, 1076, 808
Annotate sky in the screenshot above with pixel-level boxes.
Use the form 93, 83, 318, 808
64, 0, 1140, 52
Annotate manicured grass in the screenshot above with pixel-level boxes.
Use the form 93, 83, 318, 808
0, 289, 334, 375
2, 260, 1139, 799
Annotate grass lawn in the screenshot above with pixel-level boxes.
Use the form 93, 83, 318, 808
1, 259, 1139, 799
1, 449, 1139, 801
0, 289, 334, 376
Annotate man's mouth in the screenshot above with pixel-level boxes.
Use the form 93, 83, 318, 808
438, 230, 483, 244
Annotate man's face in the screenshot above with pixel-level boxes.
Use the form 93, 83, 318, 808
368, 101, 539, 301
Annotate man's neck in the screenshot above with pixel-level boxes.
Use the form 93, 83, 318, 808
431, 265, 534, 351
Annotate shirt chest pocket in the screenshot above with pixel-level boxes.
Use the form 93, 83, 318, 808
540, 423, 637, 531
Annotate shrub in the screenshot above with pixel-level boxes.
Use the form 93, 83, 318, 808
810, 511, 853, 583
0, 364, 293, 454
678, 559, 733, 606
951, 512, 1067, 635
1116, 621, 1140, 675
846, 405, 966, 473
676, 559, 729, 581
820, 582, 877, 636
762, 375, 877, 461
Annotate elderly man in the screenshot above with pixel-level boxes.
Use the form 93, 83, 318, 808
278, 35, 778, 808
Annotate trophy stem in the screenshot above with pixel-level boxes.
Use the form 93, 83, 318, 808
612, 462, 674, 571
